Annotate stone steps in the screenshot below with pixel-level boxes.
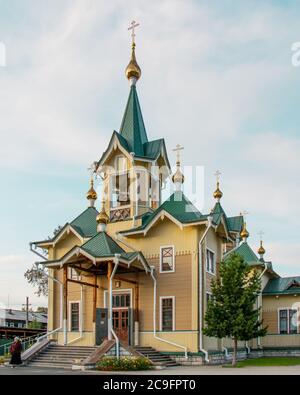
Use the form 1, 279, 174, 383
27, 344, 98, 370
134, 347, 180, 367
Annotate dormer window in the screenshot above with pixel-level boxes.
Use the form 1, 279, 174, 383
115, 156, 127, 173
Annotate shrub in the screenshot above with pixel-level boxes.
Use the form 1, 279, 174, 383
97, 356, 152, 371
0, 354, 10, 365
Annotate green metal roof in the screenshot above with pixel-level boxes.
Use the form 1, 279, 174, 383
210, 202, 243, 234
227, 215, 244, 233
224, 241, 262, 266
120, 192, 207, 234
80, 231, 141, 262
263, 277, 300, 295
70, 207, 99, 237
81, 231, 125, 257
120, 85, 148, 157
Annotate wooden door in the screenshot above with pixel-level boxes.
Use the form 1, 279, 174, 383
112, 309, 129, 344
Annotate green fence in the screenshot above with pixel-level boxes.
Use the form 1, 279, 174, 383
0, 339, 11, 356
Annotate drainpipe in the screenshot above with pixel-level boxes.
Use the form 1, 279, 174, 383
198, 217, 213, 363
150, 267, 188, 359
108, 254, 120, 358
257, 262, 268, 348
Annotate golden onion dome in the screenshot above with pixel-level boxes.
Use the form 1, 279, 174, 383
125, 43, 141, 81
258, 241, 266, 256
213, 182, 223, 201
86, 179, 97, 201
240, 223, 250, 240
97, 206, 109, 225
172, 166, 185, 184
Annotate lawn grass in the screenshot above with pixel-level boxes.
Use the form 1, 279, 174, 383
224, 357, 300, 368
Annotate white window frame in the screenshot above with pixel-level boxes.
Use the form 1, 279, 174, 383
160, 245, 175, 274
69, 301, 81, 332
159, 296, 175, 332
115, 155, 127, 174
68, 267, 81, 281
206, 248, 216, 275
104, 289, 133, 310
278, 308, 299, 335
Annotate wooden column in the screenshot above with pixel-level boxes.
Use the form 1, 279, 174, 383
63, 266, 68, 321
93, 274, 97, 323
63, 266, 68, 345
107, 261, 114, 341
135, 284, 139, 322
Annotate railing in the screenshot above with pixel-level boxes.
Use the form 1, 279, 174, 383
0, 332, 47, 356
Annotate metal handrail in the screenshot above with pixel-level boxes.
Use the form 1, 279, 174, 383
0, 332, 47, 355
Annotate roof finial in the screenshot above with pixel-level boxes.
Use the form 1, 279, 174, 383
213, 170, 223, 202
258, 231, 266, 260
86, 176, 97, 207
172, 144, 184, 191
97, 198, 109, 232
125, 21, 141, 85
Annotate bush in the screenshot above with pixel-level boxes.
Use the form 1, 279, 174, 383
0, 354, 10, 365
97, 356, 152, 371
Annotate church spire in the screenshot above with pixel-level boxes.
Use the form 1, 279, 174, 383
120, 21, 148, 157
125, 21, 141, 86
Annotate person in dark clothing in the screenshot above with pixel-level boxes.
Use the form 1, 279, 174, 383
9, 337, 22, 366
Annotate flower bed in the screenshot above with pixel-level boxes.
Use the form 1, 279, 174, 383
96, 356, 152, 371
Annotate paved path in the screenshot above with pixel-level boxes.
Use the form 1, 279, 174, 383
1, 365, 300, 375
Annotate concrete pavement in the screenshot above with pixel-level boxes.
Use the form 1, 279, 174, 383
1, 365, 300, 375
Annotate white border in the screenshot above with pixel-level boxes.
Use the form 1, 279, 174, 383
159, 296, 175, 332
159, 245, 175, 274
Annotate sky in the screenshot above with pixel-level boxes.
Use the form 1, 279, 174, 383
0, 0, 299, 309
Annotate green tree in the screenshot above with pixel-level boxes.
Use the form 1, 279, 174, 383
28, 319, 42, 330
203, 253, 267, 366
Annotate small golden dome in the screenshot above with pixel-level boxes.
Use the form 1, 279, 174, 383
258, 241, 266, 256
87, 179, 97, 201
125, 43, 141, 81
240, 223, 250, 240
172, 167, 185, 184
97, 206, 109, 225
213, 182, 223, 201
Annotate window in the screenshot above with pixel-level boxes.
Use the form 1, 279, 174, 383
9, 322, 15, 328
279, 309, 298, 334
160, 297, 175, 332
289, 310, 298, 334
112, 293, 131, 308
206, 249, 216, 274
160, 246, 175, 273
70, 302, 80, 332
115, 156, 127, 173
18, 323, 23, 328
69, 267, 80, 281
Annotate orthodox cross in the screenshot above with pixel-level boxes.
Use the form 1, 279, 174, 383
214, 170, 221, 183
128, 20, 140, 45
173, 144, 184, 165
87, 161, 98, 176
258, 230, 265, 242
240, 210, 250, 217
